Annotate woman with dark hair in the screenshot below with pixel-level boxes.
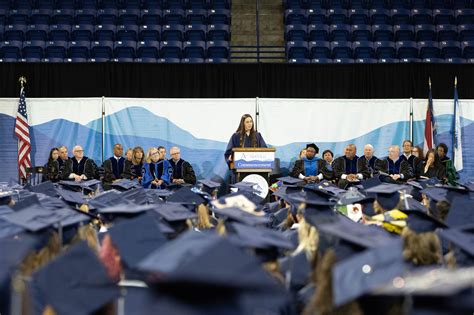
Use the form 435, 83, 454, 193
322, 149, 334, 165
123, 146, 145, 182
43, 147, 61, 182
411, 145, 424, 178
419, 149, 446, 180
224, 114, 267, 164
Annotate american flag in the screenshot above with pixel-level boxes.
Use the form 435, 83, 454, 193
14, 86, 32, 179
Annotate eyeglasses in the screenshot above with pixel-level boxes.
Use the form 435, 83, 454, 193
151, 152, 160, 156
171, 152, 180, 155
74, 150, 84, 152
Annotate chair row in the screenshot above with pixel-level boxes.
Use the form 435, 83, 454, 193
286, 39, 474, 58
0, 39, 230, 60
0, 0, 230, 10
284, 8, 474, 25
0, 8, 230, 25
0, 24, 230, 41
285, 23, 474, 41
287, 56, 474, 62
284, 0, 472, 9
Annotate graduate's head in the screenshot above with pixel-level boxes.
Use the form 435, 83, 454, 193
344, 144, 356, 159
125, 148, 133, 161
49, 147, 59, 162
132, 146, 144, 164
388, 145, 400, 160
58, 146, 68, 160
436, 143, 448, 158
170, 146, 181, 161
158, 146, 166, 159
237, 114, 254, 133
363, 144, 374, 159
147, 148, 160, 163
322, 149, 334, 163
402, 140, 413, 154
113, 143, 123, 157
73, 145, 84, 159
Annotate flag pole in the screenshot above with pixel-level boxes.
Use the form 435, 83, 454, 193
17, 76, 27, 185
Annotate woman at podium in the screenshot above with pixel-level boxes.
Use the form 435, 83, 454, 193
224, 114, 267, 164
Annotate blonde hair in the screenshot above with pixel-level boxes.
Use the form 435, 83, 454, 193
402, 228, 442, 265
196, 204, 214, 230
146, 147, 159, 163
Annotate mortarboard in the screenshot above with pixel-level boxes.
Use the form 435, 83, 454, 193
420, 187, 449, 203
227, 222, 295, 251
153, 203, 197, 222
276, 176, 305, 186
361, 176, 383, 190
26, 181, 59, 198
98, 203, 156, 215
38, 195, 69, 210
332, 239, 406, 307
108, 213, 167, 269
317, 180, 347, 196
365, 183, 404, 210
444, 193, 474, 221
231, 182, 260, 193
438, 228, 474, 257
404, 210, 447, 233
32, 241, 120, 315
306, 143, 319, 153
120, 186, 148, 205
111, 179, 141, 191
56, 188, 86, 206
59, 179, 101, 192
338, 188, 370, 205
212, 206, 269, 226
166, 186, 206, 206
11, 194, 40, 211
88, 190, 130, 209
0, 190, 14, 206
198, 179, 221, 194
278, 251, 312, 291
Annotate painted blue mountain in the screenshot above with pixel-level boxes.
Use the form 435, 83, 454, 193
87, 106, 226, 151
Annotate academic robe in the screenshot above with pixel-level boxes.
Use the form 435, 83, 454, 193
168, 158, 197, 185
290, 158, 334, 181
142, 160, 172, 189
374, 156, 412, 183
57, 157, 69, 174
61, 157, 98, 180
102, 156, 126, 183
123, 160, 143, 180
418, 162, 446, 180
43, 160, 60, 182
363, 156, 379, 178
224, 131, 267, 162
333, 155, 370, 180
401, 154, 418, 179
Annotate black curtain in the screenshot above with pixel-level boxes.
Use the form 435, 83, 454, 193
0, 63, 473, 99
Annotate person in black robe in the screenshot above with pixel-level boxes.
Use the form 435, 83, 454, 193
61, 145, 98, 181
224, 114, 267, 165
333, 144, 370, 189
102, 144, 126, 188
436, 142, 457, 184
290, 143, 333, 182
43, 147, 61, 182
123, 146, 145, 182
57, 145, 70, 176
168, 146, 196, 185
401, 140, 418, 180
362, 144, 379, 178
411, 145, 425, 179
419, 149, 446, 180
374, 145, 412, 184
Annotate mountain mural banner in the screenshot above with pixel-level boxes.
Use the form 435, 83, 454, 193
412, 99, 474, 180
101, 98, 256, 182
257, 99, 412, 175
0, 98, 103, 182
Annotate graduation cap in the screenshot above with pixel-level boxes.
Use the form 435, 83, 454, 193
403, 197, 429, 212
438, 229, 474, 257
59, 179, 101, 192
278, 251, 312, 291
153, 203, 197, 222
0, 190, 14, 206
227, 222, 295, 251
445, 195, 474, 228
198, 179, 221, 194
32, 241, 120, 315
0, 216, 25, 239
332, 239, 406, 307
120, 186, 148, 205
89, 190, 130, 209
98, 203, 156, 215
38, 195, 69, 211
26, 181, 59, 198
420, 187, 449, 203
317, 180, 347, 196
404, 209, 447, 233
365, 183, 404, 210
166, 186, 206, 206
231, 181, 259, 192
306, 143, 319, 153
361, 176, 383, 190
137, 231, 282, 288
57, 188, 87, 206
338, 188, 370, 205
108, 213, 168, 269
11, 194, 40, 211
276, 176, 305, 186
212, 207, 269, 226
272, 186, 302, 201
111, 179, 140, 191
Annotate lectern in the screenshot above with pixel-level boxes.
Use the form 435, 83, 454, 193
230, 148, 276, 183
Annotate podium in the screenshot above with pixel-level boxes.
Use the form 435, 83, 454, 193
230, 148, 276, 184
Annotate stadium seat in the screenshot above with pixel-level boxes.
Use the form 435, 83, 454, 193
114, 40, 136, 61
396, 40, 418, 59
207, 40, 228, 59
90, 40, 114, 61
116, 24, 139, 41
185, 9, 207, 24
67, 40, 90, 59
437, 24, 458, 41
207, 24, 229, 41
308, 24, 329, 41
309, 40, 331, 58
137, 40, 160, 59
45, 40, 67, 60
22, 40, 45, 61
183, 40, 206, 58
185, 24, 206, 41
418, 40, 440, 59
141, 9, 162, 25
286, 40, 309, 59
161, 24, 184, 41
208, 9, 230, 24
160, 40, 182, 58
95, 24, 116, 41
439, 40, 461, 57
307, 9, 326, 24
139, 25, 160, 41
26, 24, 49, 41
286, 24, 307, 41
331, 40, 352, 58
